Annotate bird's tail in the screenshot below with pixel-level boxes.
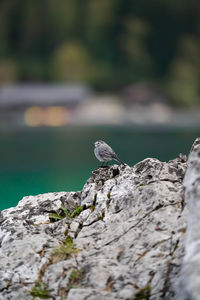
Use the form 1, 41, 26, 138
115, 156, 126, 166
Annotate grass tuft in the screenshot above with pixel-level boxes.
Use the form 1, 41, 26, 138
66, 268, 83, 292
49, 205, 83, 222
51, 237, 79, 263
31, 281, 53, 299
70, 206, 83, 218
134, 285, 151, 300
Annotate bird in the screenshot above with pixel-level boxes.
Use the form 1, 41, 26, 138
94, 140, 125, 166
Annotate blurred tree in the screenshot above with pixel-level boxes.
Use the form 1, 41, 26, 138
166, 35, 200, 106
0, 1, 12, 55
119, 17, 154, 82
52, 41, 97, 83
0, 59, 18, 82
47, 0, 81, 41
84, 0, 122, 88
86, 0, 120, 43
0, 0, 199, 106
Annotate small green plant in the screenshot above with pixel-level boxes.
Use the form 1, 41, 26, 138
61, 205, 71, 217
49, 205, 83, 221
182, 227, 186, 234
52, 237, 79, 262
66, 268, 83, 292
89, 205, 95, 212
49, 213, 63, 221
134, 285, 151, 300
70, 206, 83, 218
69, 268, 83, 281
97, 210, 105, 221
170, 239, 179, 256
31, 281, 53, 299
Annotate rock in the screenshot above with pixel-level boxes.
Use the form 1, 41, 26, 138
0, 153, 188, 300
179, 137, 200, 300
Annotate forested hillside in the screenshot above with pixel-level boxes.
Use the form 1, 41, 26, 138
0, 0, 199, 106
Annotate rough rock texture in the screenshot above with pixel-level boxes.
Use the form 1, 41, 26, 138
179, 137, 200, 300
0, 155, 188, 300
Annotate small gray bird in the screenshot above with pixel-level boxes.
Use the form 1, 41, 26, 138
94, 140, 125, 166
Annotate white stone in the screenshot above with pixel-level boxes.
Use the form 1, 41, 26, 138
0, 153, 188, 299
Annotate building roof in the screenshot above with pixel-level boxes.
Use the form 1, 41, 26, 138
0, 84, 91, 107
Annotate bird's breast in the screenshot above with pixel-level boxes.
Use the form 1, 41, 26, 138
94, 147, 104, 161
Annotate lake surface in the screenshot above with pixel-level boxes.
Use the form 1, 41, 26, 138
0, 125, 199, 210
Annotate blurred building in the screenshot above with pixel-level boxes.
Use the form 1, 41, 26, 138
0, 84, 91, 126
122, 83, 168, 106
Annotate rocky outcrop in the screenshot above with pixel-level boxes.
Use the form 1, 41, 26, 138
0, 153, 188, 299
179, 137, 200, 300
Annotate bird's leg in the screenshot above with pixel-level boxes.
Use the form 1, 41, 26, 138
100, 162, 105, 167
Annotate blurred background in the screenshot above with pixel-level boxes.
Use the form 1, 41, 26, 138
0, 0, 200, 210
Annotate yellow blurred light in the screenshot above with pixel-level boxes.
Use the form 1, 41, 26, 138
24, 106, 44, 127
24, 106, 68, 127
45, 106, 67, 126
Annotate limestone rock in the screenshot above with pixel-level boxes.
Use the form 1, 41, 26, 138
0, 154, 188, 300
179, 137, 200, 300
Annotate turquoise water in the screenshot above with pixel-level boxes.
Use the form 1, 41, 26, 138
0, 125, 199, 210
